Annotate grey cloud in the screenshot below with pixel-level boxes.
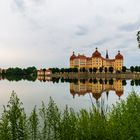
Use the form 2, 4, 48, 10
91, 34, 123, 46
93, 38, 112, 46
13, 0, 46, 12
119, 19, 140, 32
33, 0, 46, 4
81, 38, 111, 49
75, 26, 89, 36
14, 0, 25, 11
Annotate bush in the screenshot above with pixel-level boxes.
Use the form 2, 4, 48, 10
0, 91, 140, 139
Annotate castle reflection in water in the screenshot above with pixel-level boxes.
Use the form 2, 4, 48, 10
38, 76, 124, 100
70, 79, 124, 100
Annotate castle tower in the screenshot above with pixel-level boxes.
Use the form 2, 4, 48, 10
106, 50, 109, 59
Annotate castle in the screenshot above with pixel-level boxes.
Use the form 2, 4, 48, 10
70, 79, 123, 100
70, 48, 123, 71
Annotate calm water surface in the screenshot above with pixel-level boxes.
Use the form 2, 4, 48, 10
0, 79, 140, 114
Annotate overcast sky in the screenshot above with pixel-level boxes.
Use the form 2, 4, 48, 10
0, 0, 140, 68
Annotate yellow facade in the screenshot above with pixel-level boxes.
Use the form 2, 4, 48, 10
70, 79, 124, 100
70, 48, 124, 71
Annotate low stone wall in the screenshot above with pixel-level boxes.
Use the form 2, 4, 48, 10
50, 72, 140, 80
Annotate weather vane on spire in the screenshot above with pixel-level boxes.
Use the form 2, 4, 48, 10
137, 31, 140, 48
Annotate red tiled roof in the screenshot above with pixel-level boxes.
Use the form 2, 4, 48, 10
70, 52, 77, 60
86, 57, 92, 60
115, 51, 123, 59
116, 91, 123, 97
77, 54, 87, 59
92, 48, 101, 58
92, 93, 102, 100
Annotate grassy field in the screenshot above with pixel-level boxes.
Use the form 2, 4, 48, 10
0, 91, 140, 140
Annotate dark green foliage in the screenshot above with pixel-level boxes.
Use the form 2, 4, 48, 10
130, 66, 134, 73
135, 66, 139, 72
108, 92, 140, 140
137, 31, 140, 48
104, 67, 108, 73
89, 68, 92, 73
122, 66, 127, 73
93, 67, 97, 73
0, 91, 28, 140
109, 67, 114, 73
29, 106, 39, 140
2, 67, 37, 81
122, 80, 127, 86
1, 91, 140, 140
99, 67, 103, 73
109, 78, 114, 85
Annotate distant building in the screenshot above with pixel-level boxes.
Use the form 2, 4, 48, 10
38, 75, 52, 82
37, 69, 44, 76
70, 48, 123, 71
37, 69, 52, 76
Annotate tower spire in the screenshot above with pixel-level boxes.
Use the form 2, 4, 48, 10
106, 49, 109, 59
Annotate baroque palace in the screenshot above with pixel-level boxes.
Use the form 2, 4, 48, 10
70, 79, 123, 100
70, 48, 123, 71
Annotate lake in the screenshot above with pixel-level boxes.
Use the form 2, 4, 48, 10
0, 78, 140, 114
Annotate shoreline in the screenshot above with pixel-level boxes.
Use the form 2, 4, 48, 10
48, 72, 140, 79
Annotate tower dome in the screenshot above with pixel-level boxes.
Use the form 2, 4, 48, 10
115, 50, 123, 59
92, 48, 101, 57
70, 52, 76, 60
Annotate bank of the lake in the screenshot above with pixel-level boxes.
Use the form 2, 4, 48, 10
50, 72, 140, 79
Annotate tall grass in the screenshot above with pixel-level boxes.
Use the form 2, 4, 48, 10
0, 91, 140, 140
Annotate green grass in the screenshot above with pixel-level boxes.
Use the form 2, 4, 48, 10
0, 91, 140, 140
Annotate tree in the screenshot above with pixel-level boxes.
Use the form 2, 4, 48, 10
138, 66, 140, 72
135, 80, 139, 86
104, 67, 108, 73
82, 67, 86, 73
130, 80, 134, 86
109, 67, 114, 73
122, 80, 127, 86
122, 66, 127, 73
1, 91, 28, 140
135, 66, 139, 72
130, 66, 134, 73
89, 68, 92, 73
137, 30, 140, 48
60, 68, 65, 73
105, 79, 108, 84
80, 68, 82, 72
99, 79, 103, 84
93, 79, 97, 84
89, 79, 92, 83
93, 67, 97, 73
99, 67, 103, 73
73, 68, 78, 73
29, 107, 39, 140
109, 79, 114, 85
61, 77, 65, 83
69, 68, 73, 73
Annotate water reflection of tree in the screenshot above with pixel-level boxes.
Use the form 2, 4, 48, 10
130, 79, 140, 86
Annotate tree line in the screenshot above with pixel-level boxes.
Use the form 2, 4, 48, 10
49, 66, 126, 74
0, 67, 37, 81
130, 66, 140, 73
49, 66, 140, 74
45, 77, 127, 86
130, 79, 140, 86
